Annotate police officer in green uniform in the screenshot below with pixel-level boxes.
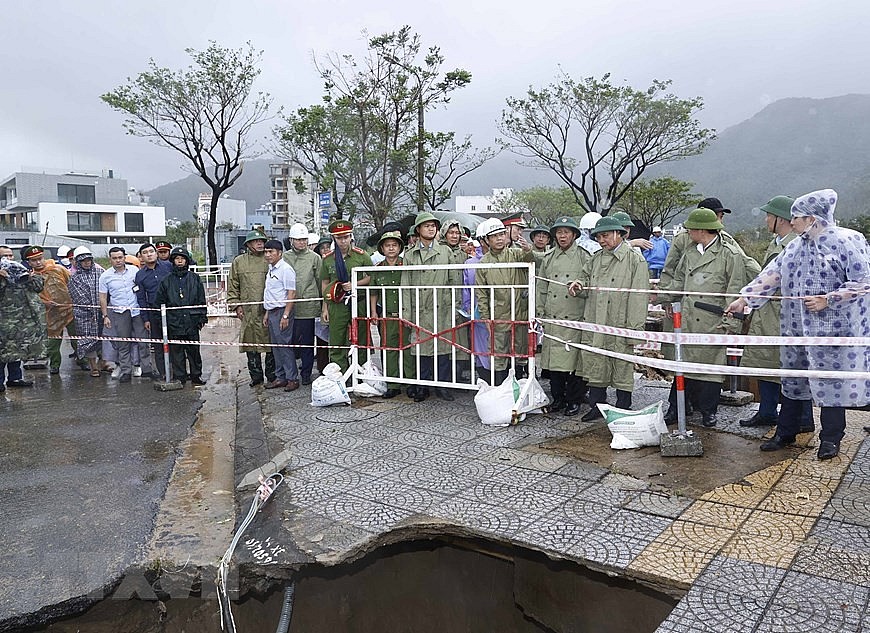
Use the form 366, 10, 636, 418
319, 219, 372, 372
369, 231, 414, 398
227, 229, 275, 386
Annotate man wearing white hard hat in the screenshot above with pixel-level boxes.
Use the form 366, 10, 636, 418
283, 223, 322, 384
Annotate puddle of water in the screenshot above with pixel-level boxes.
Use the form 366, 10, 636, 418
30, 538, 675, 632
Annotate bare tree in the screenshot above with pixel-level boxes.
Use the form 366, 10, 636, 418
499, 73, 714, 214
102, 42, 271, 266
416, 132, 499, 211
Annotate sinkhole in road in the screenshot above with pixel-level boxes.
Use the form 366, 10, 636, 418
32, 538, 677, 633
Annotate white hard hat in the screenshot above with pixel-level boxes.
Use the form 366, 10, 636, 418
72, 246, 93, 260
307, 233, 319, 244
56, 245, 72, 257
652, 226, 663, 233
476, 218, 507, 239
578, 212, 602, 230
288, 223, 309, 239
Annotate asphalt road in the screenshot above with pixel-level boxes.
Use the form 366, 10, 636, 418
0, 351, 202, 631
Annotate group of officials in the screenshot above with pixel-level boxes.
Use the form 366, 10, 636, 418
228, 190, 868, 463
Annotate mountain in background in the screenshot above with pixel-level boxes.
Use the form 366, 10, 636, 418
146, 95, 870, 228
650, 94, 870, 229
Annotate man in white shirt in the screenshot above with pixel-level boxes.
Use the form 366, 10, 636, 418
99, 246, 152, 382
263, 240, 299, 392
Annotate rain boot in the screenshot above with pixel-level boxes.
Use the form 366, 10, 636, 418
615, 389, 632, 410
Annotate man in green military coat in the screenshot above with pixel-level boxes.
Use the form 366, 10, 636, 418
737, 196, 813, 431
283, 223, 322, 385
320, 219, 371, 373
401, 212, 461, 401
476, 218, 536, 384
369, 231, 415, 398
228, 230, 275, 387
569, 216, 649, 420
537, 217, 589, 415
658, 208, 760, 427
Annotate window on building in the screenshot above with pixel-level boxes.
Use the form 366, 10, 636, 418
66, 211, 116, 232
124, 213, 144, 232
471, 205, 476, 211
58, 184, 96, 204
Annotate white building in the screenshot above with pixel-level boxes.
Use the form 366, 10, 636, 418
196, 193, 247, 229
0, 169, 165, 243
454, 188, 515, 217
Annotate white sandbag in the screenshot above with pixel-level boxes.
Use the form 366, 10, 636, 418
600, 401, 667, 449
516, 376, 550, 415
356, 359, 387, 397
474, 371, 520, 427
310, 372, 351, 407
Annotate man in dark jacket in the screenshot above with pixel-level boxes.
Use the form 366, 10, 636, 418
155, 247, 207, 386
135, 242, 172, 380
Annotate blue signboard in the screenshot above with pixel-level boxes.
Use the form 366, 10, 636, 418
320, 210, 330, 222
318, 191, 332, 208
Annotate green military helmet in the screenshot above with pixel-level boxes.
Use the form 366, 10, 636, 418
411, 211, 441, 235
549, 216, 581, 239
244, 229, 267, 244
529, 224, 551, 238
610, 210, 635, 228
683, 208, 724, 230
590, 216, 627, 236
755, 195, 794, 221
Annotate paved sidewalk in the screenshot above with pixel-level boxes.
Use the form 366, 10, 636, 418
248, 378, 870, 632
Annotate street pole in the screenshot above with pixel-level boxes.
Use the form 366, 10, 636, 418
416, 86, 424, 214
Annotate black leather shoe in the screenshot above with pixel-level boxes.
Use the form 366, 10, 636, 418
760, 435, 795, 451
301, 375, 312, 386
564, 402, 581, 416
382, 388, 401, 399
550, 399, 565, 412
6, 379, 33, 388
739, 412, 778, 428
581, 407, 603, 422
817, 441, 840, 461
864, 426, 870, 433
414, 388, 429, 403
701, 413, 718, 427
436, 388, 455, 401
190, 377, 207, 386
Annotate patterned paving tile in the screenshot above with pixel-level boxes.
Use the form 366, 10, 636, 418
693, 555, 787, 599
464, 479, 528, 505
498, 489, 568, 520
721, 510, 815, 568
698, 482, 770, 509
757, 477, 835, 517
559, 498, 619, 529
663, 586, 768, 632
351, 479, 438, 513
654, 520, 735, 554
601, 472, 651, 491
628, 542, 716, 588
623, 491, 694, 519
282, 475, 340, 505
741, 460, 791, 489
809, 517, 870, 552
822, 480, 870, 527
555, 461, 609, 482
519, 521, 591, 556
418, 454, 503, 480
291, 461, 347, 482
428, 497, 526, 539
382, 445, 442, 463
351, 458, 411, 479
303, 430, 372, 451
577, 482, 640, 508
762, 571, 869, 632
515, 452, 572, 473
599, 509, 673, 541
525, 473, 590, 498
571, 529, 651, 569
315, 494, 416, 532
480, 446, 531, 467
443, 440, 499, 459
317, 449, 376, 468
791, 538, 870, 586
291, 439, 343, 461
679, 500, 753, 529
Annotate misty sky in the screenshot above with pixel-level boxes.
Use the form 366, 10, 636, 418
2, 0, 868, 191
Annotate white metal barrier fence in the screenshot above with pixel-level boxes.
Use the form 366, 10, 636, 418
349, 262, 537, 393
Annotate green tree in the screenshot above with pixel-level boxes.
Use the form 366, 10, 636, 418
102, 42, 271, 266
624, 177, 701, 231
499, 73, 714, 214
275, 26, 473, 230
843, 215, 870, 239
165, 220, 200, 246
491, 186, 585, 226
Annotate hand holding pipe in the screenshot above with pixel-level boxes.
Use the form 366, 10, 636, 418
695, 301, 745, 320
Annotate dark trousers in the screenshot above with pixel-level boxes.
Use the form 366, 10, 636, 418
419, 354, 452, 384
147, 318, 167, 378
758, 380, 813, 425
1, 361, 23, 384
550, 371, 584, 405
778, 398, 845, 445
267, 309, 298, 382
170, 334, 203, 382
246, 351, 276, 383
291, 317, 315, 380
685, 378, 720, 416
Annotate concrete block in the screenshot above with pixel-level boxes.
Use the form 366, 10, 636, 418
660, 431, 704, 457
719, 390, 754, 406
236, 449, 295, 490
154, 380, 185, 392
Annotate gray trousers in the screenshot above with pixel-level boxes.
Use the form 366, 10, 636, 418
267, 308, 298, 382
106, 310, 152, 376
